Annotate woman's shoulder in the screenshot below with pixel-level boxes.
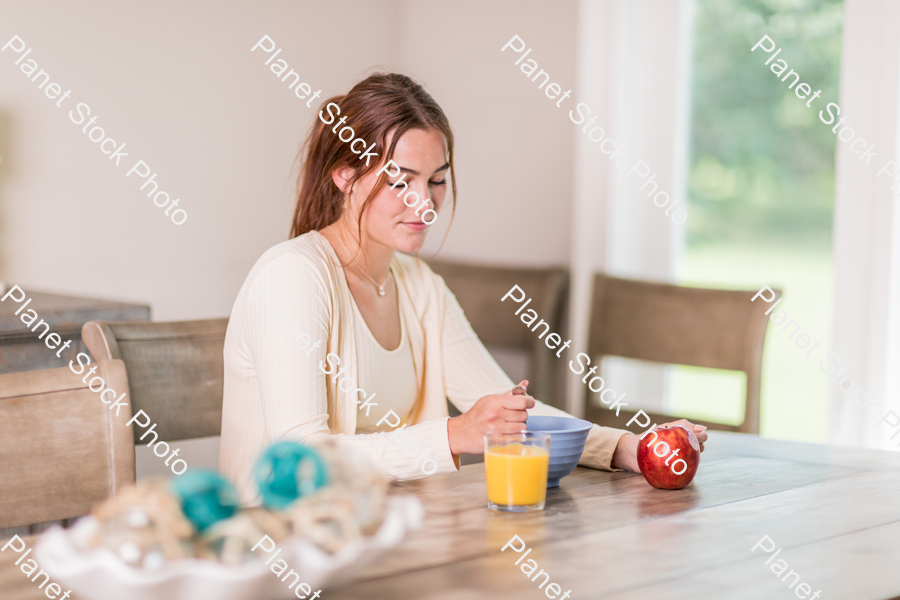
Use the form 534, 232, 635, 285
252, 230, 326, 265
227, 232, 336, 351
249, 231, 334, 277
237, 231, 338, 300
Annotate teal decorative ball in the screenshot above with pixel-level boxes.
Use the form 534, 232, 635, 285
169, 470, 240, 533
254, 442, 329, 509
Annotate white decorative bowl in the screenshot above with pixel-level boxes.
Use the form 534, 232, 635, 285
34, 496, 423, 600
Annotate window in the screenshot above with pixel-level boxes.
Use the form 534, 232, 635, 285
672, 0, 844, 442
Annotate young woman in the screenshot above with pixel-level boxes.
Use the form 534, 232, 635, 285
219, 73, 707, 502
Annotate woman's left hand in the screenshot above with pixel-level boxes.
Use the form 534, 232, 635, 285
611, 419, 708, 472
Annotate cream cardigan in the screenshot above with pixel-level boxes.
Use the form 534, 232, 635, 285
220, 230, 629, 503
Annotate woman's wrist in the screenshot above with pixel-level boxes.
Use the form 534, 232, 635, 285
447, 415, 463, 456
611, 433, 640, 472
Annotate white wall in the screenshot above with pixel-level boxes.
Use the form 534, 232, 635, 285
406, 0, 578, 267
0, 0, 400, 321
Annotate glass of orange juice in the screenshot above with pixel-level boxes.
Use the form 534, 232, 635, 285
484, 431, 550, 512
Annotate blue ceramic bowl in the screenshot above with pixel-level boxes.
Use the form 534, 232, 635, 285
526, 416, 592, 487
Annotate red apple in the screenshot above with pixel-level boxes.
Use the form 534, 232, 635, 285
636, 424, 700, 489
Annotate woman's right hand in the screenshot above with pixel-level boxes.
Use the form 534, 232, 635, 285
447, 381, 535, 455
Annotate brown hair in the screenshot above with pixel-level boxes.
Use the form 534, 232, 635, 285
290, 73, 457, 239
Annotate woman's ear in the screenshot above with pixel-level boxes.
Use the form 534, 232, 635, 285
331, 166, 356, 194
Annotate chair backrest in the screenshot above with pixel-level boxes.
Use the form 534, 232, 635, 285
81, 318, 228, 443
0, 360, 135, 529
585, 274, 780, 434
428, 260, 569, 408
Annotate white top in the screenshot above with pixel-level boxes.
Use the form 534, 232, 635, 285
219, 231, 629, 503
353, 295, 418, 434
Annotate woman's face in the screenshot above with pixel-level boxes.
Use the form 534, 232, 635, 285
337, 128, 449, 254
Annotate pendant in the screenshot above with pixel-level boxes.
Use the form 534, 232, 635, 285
377, 286, 386, 297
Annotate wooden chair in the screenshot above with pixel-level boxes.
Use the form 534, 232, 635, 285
81, 319, 228, 443
584, 275, 780, 434
0, 360, 135, 530
428, 260, 570, 410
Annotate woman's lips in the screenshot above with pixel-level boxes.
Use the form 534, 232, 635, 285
402, 222, 428, 232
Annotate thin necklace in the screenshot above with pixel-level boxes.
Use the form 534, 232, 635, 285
333, 233, 390, 297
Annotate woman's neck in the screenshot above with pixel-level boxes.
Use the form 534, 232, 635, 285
325, 220, 394, 284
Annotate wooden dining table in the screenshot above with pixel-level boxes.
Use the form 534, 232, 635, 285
2, 431, 899, 600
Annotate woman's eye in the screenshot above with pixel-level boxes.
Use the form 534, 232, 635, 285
429, 180, 446, 186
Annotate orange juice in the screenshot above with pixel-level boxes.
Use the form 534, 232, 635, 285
485, 444, 549, 506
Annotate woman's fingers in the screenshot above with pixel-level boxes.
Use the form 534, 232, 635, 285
502, 395, 535, 411
468, 391, 537, 442
661, 419, 709, 451
688, 422, 709, 447
501, 421, 528, 434
665, 418, 695, 428
486, 420, 527, 435
510, 380, 529, 395
500, 408, 529, 423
